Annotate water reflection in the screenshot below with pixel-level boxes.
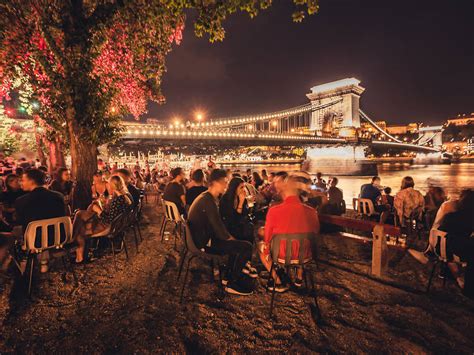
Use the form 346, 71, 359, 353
224, 163, 474, 202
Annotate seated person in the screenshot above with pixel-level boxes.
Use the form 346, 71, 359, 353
261, 171, 288, 205
49, 167, 74, 205
360, 176, 390, 221
220, 177, 254, 244
115, 168, 140, 209
410, 189, 474, 298
258, 174, 320, 292
314, 172, 327, 192
187, 169, 254, 296
394, 176, 425, 226
73, 175, 132, 263
91, 171, 110, 200
0, 173, 26, 224
185, 169, 207, 207
381, 187, 394, 210
321, 177, 345, 215
424, 186, 446, 229
163, 167, 186, 216
14, 169, 66, 273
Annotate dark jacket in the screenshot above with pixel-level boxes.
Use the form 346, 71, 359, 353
187, 192, 231, 249
14, 187, 66, 230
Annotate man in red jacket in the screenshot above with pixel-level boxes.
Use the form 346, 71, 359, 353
258, 173, 320, 293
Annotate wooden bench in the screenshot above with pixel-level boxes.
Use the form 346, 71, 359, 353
319, 214, 403, 278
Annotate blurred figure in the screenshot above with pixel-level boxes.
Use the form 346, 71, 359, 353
424, 186, 447, 229
49, 167, 74, 206
314, 172, 327, 192
91, 171, 110, 200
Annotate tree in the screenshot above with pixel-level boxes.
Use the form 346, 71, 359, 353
0, 0, 318, 208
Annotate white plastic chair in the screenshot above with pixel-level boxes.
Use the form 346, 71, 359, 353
160, 200, 184, 248
426, 228, 465, 292
353, 198, 377, 218
23, 216, 74, 296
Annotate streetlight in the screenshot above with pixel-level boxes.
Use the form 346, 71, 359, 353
195, 112, 204, 121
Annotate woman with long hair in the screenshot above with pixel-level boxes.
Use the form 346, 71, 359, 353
91, 171, 110, 200
220, 177, 254, 243
49, 167, 74, 199
73, 175, 132, 263
394, 176, 425, 225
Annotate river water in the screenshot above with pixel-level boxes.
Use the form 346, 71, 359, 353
224, 163, 474, 202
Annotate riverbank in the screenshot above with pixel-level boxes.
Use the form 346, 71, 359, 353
1, 204, 473, 353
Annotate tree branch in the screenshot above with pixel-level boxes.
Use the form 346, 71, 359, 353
86, 0, 125, 30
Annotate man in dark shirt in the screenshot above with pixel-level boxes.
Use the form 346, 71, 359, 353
116, 169, 141, 209
163, 167, 186, 215
187, 169, 254, 296
14, 169, 66, 273
185, 169, 207, 207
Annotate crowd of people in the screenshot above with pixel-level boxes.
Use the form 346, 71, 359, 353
0, 154, 473, 299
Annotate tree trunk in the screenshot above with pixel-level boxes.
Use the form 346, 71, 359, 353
48, 138, 66, 173
68, 119, 97, 210
35, 132, 47, 166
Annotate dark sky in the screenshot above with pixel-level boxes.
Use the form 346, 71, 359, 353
144, 0, 474, 126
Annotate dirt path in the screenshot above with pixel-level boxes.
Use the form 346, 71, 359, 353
1, 205, 473, 353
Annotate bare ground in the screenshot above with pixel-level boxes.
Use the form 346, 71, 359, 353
1, 204, 473, 354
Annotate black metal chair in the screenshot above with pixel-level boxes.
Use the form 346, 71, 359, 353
267, 233, 321, 320
90, 213, 129, 269
177, 222, 226, 303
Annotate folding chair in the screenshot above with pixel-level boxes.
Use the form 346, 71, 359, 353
178, 222, 226, 303
267, 233, 320, 320
90, 213, 129, 269
23, 216, 75, 296
160, 200, 183, 249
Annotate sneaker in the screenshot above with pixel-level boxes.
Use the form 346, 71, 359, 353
242, 267, 258, 278
225, 281, 253, 296
267, 279, 289, 293
294, 278, 303, 288
408, 249, 429, 265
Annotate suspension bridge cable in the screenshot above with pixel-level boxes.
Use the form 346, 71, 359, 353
358, 109, 403, 143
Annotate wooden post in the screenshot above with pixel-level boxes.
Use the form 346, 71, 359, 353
371, 225, 388, 277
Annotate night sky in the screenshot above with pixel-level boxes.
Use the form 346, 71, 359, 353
145, 0, 474, 125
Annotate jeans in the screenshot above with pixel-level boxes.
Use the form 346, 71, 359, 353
207, 238, 253, 281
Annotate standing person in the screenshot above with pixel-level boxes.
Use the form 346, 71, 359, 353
14, 169, 66, 273
188, 169, 255, 296
163, 167, 186, 216
185, 169, 207, 207
394, 176, 425, 225
258, 174, 320, 292
220, 177, 254, 244
261, 169, 269, 184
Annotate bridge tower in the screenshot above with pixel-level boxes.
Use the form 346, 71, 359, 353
304, 78, 377, 175
306, 78, 365, 137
